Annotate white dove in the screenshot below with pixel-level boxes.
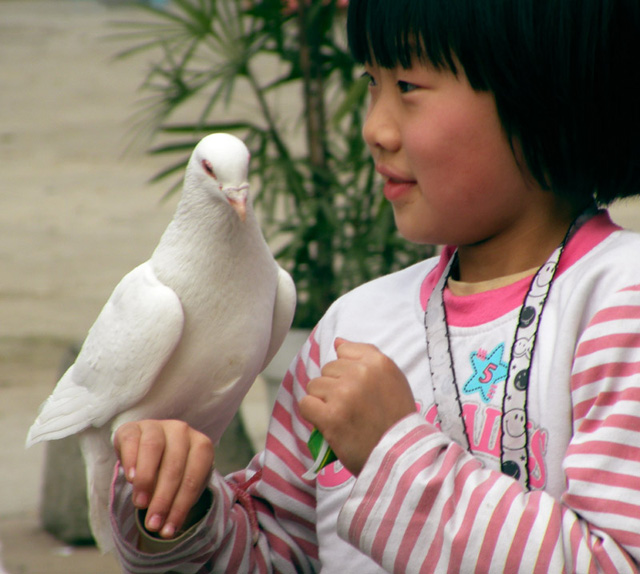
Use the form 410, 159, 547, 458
26, 133, 296, 552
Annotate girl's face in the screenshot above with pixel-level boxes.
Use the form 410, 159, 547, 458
363, 60, 571, 279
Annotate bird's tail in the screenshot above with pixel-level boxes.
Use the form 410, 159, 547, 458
25, 366, 93, 447
80, 428, 117, 554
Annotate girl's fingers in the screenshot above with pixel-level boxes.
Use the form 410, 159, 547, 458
161, 435, 214, 538
142, 421, 191, 532
305, 375, 335, 401
113, 422, 142, 482
129, 422, 171, 511
114, 420, 215, 539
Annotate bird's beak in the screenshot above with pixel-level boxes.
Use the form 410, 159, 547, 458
225, 185, 249, 222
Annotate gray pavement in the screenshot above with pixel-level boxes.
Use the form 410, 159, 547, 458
1, 1, 640, 573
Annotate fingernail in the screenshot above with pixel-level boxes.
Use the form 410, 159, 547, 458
134, 492, 149, 508
147, 514, 162, 532
160, 523, 175, 538
127, 467, 136, 481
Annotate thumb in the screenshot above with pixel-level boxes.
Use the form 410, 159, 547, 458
334, 337, 349, 351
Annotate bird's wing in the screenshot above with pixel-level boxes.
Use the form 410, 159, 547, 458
260, 266, 297, 371
26, 262, 184, 446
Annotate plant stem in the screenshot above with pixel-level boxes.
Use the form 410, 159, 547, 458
297, 0, 335, 319
297, 0, 327, 172
245, 66, 290, 166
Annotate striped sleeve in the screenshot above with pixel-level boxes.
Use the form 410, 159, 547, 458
339, 284, 640, 573
110, 330, 323, 573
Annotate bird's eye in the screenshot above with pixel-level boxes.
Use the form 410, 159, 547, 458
202, 159, 216, 178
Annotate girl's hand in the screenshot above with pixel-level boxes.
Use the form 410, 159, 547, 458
300, 338, 416, 476
113, 419, 214, 539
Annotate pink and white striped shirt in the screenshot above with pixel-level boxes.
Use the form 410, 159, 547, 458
111, 210, 640, 573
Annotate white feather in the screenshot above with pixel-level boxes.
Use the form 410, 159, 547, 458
26, 133, 297, 552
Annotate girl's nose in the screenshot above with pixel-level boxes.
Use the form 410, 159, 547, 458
362, 98, 401, 153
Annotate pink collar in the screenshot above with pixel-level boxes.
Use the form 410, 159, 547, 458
419, 211, 619, 327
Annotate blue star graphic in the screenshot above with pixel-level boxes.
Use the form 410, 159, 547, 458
463, 343, 509, 403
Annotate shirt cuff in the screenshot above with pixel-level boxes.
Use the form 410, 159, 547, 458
136, 488, 213, 553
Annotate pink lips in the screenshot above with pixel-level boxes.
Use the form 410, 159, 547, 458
383, 179, 415, 201
377, 165, 416, 201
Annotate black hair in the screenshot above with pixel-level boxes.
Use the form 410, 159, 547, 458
347, 0, 640, 206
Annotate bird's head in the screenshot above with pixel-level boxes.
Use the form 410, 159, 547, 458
188, 133, 251, 222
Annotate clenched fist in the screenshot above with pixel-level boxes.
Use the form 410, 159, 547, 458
300, 338, 416, 476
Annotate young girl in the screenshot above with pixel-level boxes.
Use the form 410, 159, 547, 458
110, 0, 640, 571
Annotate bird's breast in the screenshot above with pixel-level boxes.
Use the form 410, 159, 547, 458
123, 243, 281, 441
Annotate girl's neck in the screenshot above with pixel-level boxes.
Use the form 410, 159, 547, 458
455, 200, 579, 283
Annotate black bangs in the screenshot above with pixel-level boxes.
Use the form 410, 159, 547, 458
346, 0, 640, 204
346, 0, 461, 73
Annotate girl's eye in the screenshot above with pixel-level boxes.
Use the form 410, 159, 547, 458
361, 71, 376, 87
398, 80, 418, 94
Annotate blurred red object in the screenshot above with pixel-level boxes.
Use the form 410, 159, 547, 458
282, 0, 349, 15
